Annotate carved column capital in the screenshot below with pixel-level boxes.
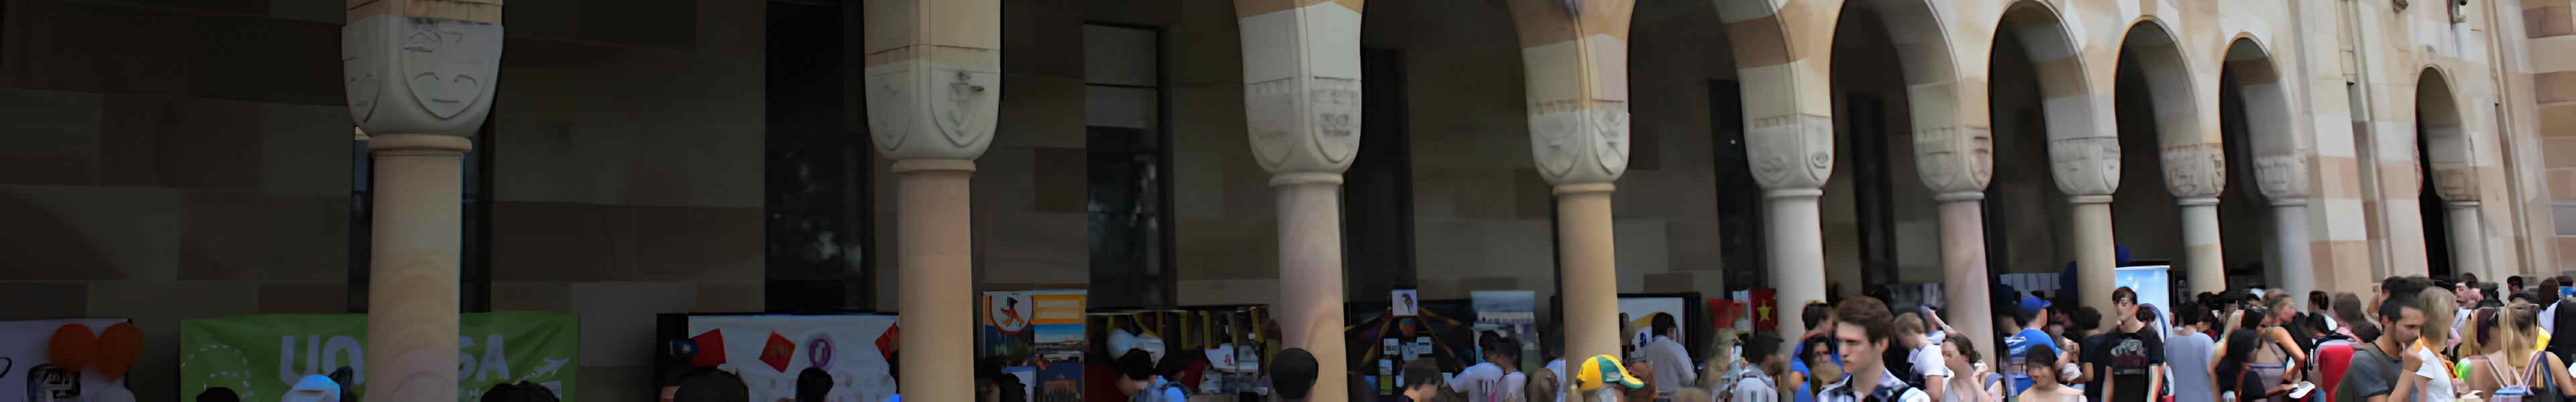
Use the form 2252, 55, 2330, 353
2255, 153, 2312, 201
1917, 126, 1994, 194
344, 0, 503, 137
1238, 0, 1364, 176
2162, 142, 2226, 199
1507, 0, 1633, 187
863, 0, 1001, 162
2048, 135, 2122, 197
2432, 165, 2480, 202
1749, 114, 1835, 191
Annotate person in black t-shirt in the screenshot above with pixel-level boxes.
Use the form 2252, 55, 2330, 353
2085, 287, 2166, 402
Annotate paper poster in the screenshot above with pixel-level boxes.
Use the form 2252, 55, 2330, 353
1621, 297, 1688, 349
983, 290, 1087, 401
682, 314, 900, 402
0, 318, 135, 402
1391, 290, 1420, 317
178, 312, 578, 401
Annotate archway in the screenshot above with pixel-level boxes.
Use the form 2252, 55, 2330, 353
2215, 38, 2309, 294
2110, 20, 2208, 297
2415, 67, 2476, 279
1984, 0, 2091, 319
1823, 0, 1960, 302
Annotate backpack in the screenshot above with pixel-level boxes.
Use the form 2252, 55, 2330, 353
2488, 351, 2563, 402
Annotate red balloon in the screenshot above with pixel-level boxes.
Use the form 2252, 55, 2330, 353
95, 322, 143, 379
48, 324, 97, 373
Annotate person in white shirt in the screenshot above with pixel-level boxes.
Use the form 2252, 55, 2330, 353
1454, 332, 1531, 402
1735, 333, 1788, 402
1896, 314, 1952, 399
1645, 313, 1699, 393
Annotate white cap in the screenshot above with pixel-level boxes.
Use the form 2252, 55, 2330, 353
282, 375, 341, 402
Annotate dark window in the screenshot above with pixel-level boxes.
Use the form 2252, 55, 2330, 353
1845, 92, 1898, 286
1708, 80, 1766, 291
763, 0, 873, 313
1344, 48, 1416, 302
1084, 23, 1174, 308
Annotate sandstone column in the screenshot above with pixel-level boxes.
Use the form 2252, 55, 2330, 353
2447, 201, 2488, 278
1916, 119, 1998, 350
2274, 200, 2317, 296
343, 1, 501, 400
2167, 143, 2228, 295
863, 1, 1000, 399
1236, 1, 1364, 399
1504, 0, 1634, 364
2431, 157, 2487, 278
2071, 196, 2118, 313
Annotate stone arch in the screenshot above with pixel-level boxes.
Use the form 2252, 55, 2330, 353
1721, 0, 1837, 192
2416, 66, 2475, 202
1994, 0, 2117, 197
1825, 0, 1978, 194
2220, 38, 2302, 202
2216, 36, 2309, 295
2116, 17, 2219, 200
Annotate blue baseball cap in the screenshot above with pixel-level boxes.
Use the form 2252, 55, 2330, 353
2018, 296, 2052, 314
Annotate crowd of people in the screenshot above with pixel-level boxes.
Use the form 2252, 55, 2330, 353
1262, 273, 2576, 402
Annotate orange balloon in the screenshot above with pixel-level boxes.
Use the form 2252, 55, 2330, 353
47, 324, 96, 373
95, 322, 143, 379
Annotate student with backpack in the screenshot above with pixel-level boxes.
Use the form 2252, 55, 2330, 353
2465, 305, 2576, 402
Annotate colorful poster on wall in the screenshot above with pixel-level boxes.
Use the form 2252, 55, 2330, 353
178, 312, 579, 401
1621, 296, 1689, 350
0, 318, 137, 402
984, 290, 1087, 401
1750, 289, 1778, 332
674, 314, 900, 402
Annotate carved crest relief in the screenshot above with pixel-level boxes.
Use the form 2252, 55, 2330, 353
343, 20, 386, 125
931, 68, 998, 149
2255, 153, 2310, 200
397, 17, 500, 120
1591, 103, 1629, 175
1968, 127, 1994, 188
1916, 127, 1961, 191
863, 69, 914, 154
2161, 143, 2228, 198
1310, 77, 1362, 164
1245, 78, 1299, 168
2048, 137, 2122, 195
1529, 100, 1585, 178
1746, 114, 1833, 189
2431, 166, 2479, 201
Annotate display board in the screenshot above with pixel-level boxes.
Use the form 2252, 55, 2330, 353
1347, 297, 1474, 397
664, 314, 900, 402
2116, 265, 2175, 312
178, 312, 578, 401
1, 318, 136, 402
983, 290, 1087, 401
1471, 291, 1541, 371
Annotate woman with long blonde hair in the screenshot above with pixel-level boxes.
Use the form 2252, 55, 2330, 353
2394, 287, 2461, 401
2463, 304, 2576, 401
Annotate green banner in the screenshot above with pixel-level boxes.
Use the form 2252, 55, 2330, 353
178, 312, 579, 401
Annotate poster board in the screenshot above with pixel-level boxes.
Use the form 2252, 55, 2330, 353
0, 318, 134, 401
1346, 297, 1475, 397
661, 314, 900, 402
178, 312, 578, 401
983, 290, 1087, 401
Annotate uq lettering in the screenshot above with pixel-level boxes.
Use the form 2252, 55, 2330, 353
458, 334, 511, 382
276, 335, 364, 387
